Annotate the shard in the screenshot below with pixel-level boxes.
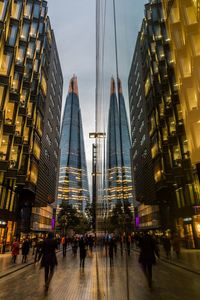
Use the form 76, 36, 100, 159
106, 78, 133, 208
57, 76, 90, 211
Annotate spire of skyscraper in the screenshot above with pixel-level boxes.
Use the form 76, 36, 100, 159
57, 76, 90, 211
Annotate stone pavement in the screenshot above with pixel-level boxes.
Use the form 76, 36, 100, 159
0, 247, 199, 300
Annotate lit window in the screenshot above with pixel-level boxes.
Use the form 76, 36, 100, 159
0, 0, 8, 21
24, 2, 32, 18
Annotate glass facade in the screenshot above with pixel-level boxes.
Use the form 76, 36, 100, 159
57, 76, 90, 211
106, 78, 133, 208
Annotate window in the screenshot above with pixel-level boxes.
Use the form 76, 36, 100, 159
33, 139, 41, 160
41, 72, 47, 96
16, 46, 26, 65
0, 85, 5, 107
11, 0, 22, 19
47, 120, 53, 132
39, 22, 44, 34
36, 114, 43, 136
27, 42, 35, 59
8, 24, 18, 46
0, 136, 9, 160
0, 0, 8, 21
33, 4, 40, 18
0, 52, 13, 75
24, 2, 32, 18
10, 146, 18, 168
36, 40, 41, 53
15, 116, 23, 136
20, 22, 29, 41
11, 72, 20, 92
30, 22, 38, 38
5, 102, 15, 124
30, 162, 38, 184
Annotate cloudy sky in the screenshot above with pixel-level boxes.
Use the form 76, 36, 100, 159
47, 0, 147, 187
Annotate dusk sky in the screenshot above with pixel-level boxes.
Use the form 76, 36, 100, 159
47, 0, 147, 187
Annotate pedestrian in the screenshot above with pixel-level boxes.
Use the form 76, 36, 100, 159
11, 238, 20, 263
40, 232, 58, 290
172, 234, 181, 259
162, 235, 171, 259
108, 236, 115, 266
138, 232, 159, 288
79, 236, 87, 268
61, 235, 67, 257
21, 237, 30, 263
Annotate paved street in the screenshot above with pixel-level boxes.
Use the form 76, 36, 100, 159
0, 248, 199, 300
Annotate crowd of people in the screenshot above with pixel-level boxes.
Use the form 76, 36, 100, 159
8, 231, 182, 291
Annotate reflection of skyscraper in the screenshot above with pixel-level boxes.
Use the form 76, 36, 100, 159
57, 76, 90, 211
106, 78, 133, 208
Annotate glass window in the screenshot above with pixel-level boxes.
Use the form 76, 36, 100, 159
11, 0, 22, 19
16, 46, 26, 65
23, 127, 29, 143
20, 89, 29, 105
27, 102, 33, 117
8, 24, 18, 46
20, 22, 29, 41
24, 2, 32, 18
5, 102, 15, 124
30, 21, 38, 38
36, 114, 43, 136
27, 42, 35, 59
33, 139, 41, 160
30, 162, 38, 184
24, 63, 32, 80
39, 22, 44, 34
0, 0, 8, 21
0, 85, 5, 107
34, 59, 39, 73
0, 52, 13, 75
41, 5, 46, 17
11, 72, 20, 92
15, 116, 23, 135
33, 4, 40, 18
10, 146, 18, 168
36, 40, 41, 53
41, 72, 47, 96
0, 135, 9, 160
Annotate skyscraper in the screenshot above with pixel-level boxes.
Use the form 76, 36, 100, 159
0, 0, 63, 241
57, 76, 90, 211
106, 78, 133, 209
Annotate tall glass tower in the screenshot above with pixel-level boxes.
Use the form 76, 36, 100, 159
106, 78, 133, 208
57, 76, 90, 211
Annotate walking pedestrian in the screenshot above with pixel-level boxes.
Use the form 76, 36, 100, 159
172, 234, 181, 259
40, 232, 58, 290
79, 236, 87, 268
108, 236, 115, 266
61, 235, 67, 257
21, 237, 30, 263
162, 234, 171, 259
138, 232, 159, 288
11, 238, 20, 263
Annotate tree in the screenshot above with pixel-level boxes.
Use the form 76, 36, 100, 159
57, 203, 90, 234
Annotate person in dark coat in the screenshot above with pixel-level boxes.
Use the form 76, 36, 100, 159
79, 236, 87, 268
22, 238, 30, 263
162, 235, 171, 259
40, 232, 58, 290
108, 237, 115, 266
138, 232, 159, 288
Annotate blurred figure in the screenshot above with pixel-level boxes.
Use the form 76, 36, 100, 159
40, 232, 58, 290
162, 235, 171, 259
108, 236, 115, 266
88, 235, 94, 256
172, 234, 181, 259
138, 232, 159, 288
22, 237, 30, 263
11, 239, 20, 263
72, 237, 78, 256
79, 236, 87, 268
61, 235, 67, 257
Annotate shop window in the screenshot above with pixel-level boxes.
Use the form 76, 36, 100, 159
0, 0, 8, 21
5, 102, 15, 124
24, 2, 32, 18
0, 135, 9, 160
20, 22, 29, 41
11, 0, 22, 19
0, 52, 13, 75
7, 24, 18, 46
16, 45, 26, 65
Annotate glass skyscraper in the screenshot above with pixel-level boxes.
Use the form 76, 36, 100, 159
106, 78, 133, 208
57, 76, 90, 211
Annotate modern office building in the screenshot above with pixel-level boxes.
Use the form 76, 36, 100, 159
106, 78, 133, 209
0, 0, 62, 245
129, 0, 200, 247
57, 76, 90, 212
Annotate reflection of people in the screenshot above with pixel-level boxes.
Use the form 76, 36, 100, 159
40, 232, 58, 290
11, 239, 20, 263
138, 233, 159, 288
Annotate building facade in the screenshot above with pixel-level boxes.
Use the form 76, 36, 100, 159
129, 0, 200, 247
0, 0, 62, 247
106, 78, 133, 210
57, 76, 90, 212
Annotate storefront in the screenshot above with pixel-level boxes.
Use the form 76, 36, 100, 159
0, 220, 16, 253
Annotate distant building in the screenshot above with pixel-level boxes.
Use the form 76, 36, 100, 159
57, 76, 90, 212
106, 78, 133, 210
0, 0, 63, 244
